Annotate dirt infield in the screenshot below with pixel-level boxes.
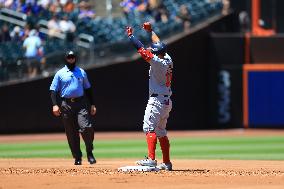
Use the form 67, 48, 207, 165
0, 129, 284, 189
0, 159, 284, 189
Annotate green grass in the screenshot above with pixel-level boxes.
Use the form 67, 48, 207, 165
0, 136, 284, 160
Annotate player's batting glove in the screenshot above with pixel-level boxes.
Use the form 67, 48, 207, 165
143, 22, 152, 32
126, 26, 133, 36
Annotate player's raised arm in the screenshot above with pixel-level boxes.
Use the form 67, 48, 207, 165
141, 22, 167, 63
142, 22, 160, 43
126, 27, 144, 50
126, 26, 154, 63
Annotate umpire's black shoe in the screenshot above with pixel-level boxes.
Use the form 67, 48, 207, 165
87, 153, 96, 164
74, 158, 82, 165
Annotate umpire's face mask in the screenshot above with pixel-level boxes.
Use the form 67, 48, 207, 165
65, 56, 76, 71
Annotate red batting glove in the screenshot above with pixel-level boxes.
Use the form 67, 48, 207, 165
143, 22, 152, 32
126, 26, 133, 36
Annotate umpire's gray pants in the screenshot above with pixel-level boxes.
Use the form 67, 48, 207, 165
60, 98, 94, 159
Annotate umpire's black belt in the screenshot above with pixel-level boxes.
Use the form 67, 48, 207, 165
151, 94, 169, 97
62, 96, 84, 103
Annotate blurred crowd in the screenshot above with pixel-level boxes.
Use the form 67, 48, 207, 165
0, 0, 94, 77
120, 0, 229, 30
0, 0, 229, 42
0, 0, 229, 38
120, 0, 169, 22
0, 0, 227, 79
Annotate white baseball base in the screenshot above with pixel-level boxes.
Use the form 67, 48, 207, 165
118, 165, 160, 172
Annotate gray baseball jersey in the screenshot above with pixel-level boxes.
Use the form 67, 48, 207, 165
148, 53, 173, 96
143, 53, 173, 137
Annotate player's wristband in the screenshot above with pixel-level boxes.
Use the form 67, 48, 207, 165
138, 48, 154, 62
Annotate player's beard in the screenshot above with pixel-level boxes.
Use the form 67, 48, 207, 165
66, 62, 76, 71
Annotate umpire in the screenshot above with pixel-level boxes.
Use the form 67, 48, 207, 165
50, 50, 97, 165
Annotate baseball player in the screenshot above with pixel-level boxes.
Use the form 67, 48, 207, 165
126, 22, 173, 170
50, 50, 97, 165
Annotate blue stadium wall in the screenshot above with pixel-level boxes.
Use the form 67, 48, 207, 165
0, 14, 239, 133
243, 65, 284, 128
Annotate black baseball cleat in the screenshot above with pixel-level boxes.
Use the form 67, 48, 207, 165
87, 153, 96, 164
74, 158, 82, 165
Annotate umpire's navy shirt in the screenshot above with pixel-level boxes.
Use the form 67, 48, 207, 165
50, 65, 91, 98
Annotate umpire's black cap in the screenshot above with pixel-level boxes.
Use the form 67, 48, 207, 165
65, 50, 76, 59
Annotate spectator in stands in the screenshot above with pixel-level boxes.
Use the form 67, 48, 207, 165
3, 0, 21, 10
59, 14, 76, 42
145, 0, 160, 14
31, 1, 43, 16
38, 1, 53, 20
21, 1, 33, 14
18, 1, 42, 28
148, 0, 160, 7
23, 29, 43, 77
120, 0, 139, 18
121, 0, 154, 18
47, 14, 61, 37
152, 3, 169, 23
59, 15, 76, 33
63, 0, 75, 13
38, 0, 51, 10
136, 0, 148, 13
78, 1, 95, 20
49, 0, 62, 14
0, 25, 11, 42
10, 26, 24, 42
176, 5, 191, 31
2, 0, 13, 8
